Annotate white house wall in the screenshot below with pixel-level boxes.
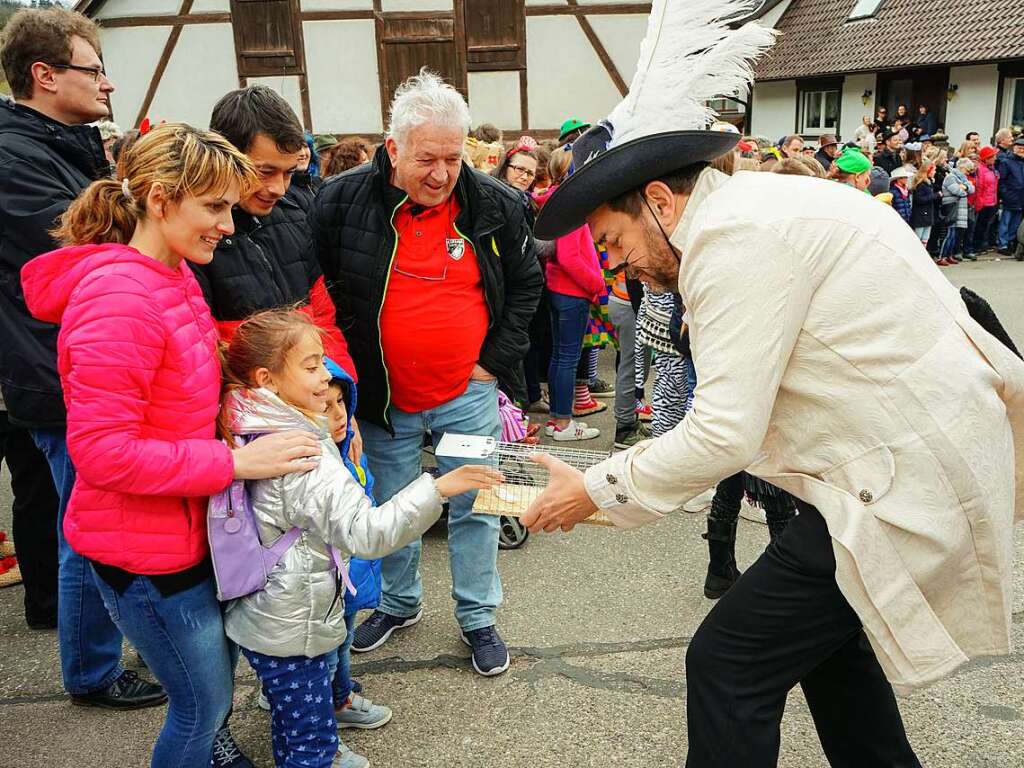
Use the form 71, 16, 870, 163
585, 14, 647, 86
95, 0, 181, 18
148, 24, 239, 128
304, 20, 383, 134
468, 71, 521, 131
840, 73, 875, 142
301, 1, 373, 9
526, 16, 622, 129
191, 0, 230, 11
751, 80, 793, 139
946, 64, 999, 143
98, 25, 172, 127
249, 76, 305, 124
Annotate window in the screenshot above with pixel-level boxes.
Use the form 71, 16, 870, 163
464, 0, 525, 71
848, 0, 884, 21
1012, 78, 1024, 126
230, 0, 304, 77
800, 89, 839, 133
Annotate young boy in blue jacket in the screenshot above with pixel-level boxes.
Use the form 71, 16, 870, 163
322, 359, 392, 731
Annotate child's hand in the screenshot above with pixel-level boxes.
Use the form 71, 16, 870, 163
435, 465, 504, 498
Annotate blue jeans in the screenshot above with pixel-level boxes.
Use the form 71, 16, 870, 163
30, 427, 123, 694
243, 649, 338, 768
360, 378, 502, 631
547, 291, 591, 419
998, 207, 1023, 249
941, 226, 965, 257
92, 572, 234, 768
327, 612, 357, 705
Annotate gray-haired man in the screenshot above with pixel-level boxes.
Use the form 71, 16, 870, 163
307, 70, 542, 675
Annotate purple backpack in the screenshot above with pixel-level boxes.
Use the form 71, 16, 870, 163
208, 479, 303, 601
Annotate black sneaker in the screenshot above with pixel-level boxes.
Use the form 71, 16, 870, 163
69, 669, 167, 710
210, 726, 254, 768
614, 420, 651, 449
589, 377, 615, 399
460, 625, 510, 676
350, 609, 422, 653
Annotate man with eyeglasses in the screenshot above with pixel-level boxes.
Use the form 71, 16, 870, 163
0, 8, 166, 711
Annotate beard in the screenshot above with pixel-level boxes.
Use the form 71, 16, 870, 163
627, 219, 680, 294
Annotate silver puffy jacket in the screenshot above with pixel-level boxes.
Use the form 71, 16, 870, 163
222, 388, 443, 658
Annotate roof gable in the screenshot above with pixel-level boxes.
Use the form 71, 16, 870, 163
755, 0, 1024, 81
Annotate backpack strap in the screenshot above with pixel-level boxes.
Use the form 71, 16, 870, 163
260, 527, 304, 573
330, 546, 357, 597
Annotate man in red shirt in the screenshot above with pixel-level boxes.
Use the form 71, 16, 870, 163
310, 71, 542, 676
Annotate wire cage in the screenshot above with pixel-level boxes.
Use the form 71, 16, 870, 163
435, 435, 614, 526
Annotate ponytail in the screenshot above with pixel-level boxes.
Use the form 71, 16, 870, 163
51, 176, 140, 246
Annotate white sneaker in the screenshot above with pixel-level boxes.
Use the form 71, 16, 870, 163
545, 419, 588, 437
332, 745, 370, 768
336, 693, 393, 729
739, 501, 768, 525
551, 419, 600, 441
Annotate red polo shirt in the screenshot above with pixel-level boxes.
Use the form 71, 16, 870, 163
379, 196, 490, 412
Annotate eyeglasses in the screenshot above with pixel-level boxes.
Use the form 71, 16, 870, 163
507, 164, 536, 179
46, 62, 107, 83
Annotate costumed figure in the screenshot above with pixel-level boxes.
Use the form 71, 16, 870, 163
524, 2, 1024, 767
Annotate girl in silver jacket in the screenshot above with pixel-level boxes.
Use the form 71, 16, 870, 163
220, 310, 501, 768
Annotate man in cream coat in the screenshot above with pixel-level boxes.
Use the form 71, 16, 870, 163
531, 131, 1024, 765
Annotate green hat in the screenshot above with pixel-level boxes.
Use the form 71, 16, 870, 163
559, 118, 591, 141
834, 147, 871, 175
313, 134, 339, 153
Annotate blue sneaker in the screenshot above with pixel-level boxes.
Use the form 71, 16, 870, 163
350, 609, 422, 653
460, 625, 510, 676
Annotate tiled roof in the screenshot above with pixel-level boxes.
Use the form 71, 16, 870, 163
755, 0, 1024, 81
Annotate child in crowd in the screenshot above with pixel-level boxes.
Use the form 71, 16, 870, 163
220, 309, 501, 768
910, 161, 939, 250
890, 166, 913, 224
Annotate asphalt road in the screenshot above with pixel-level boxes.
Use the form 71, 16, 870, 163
1, 257, 1022, 767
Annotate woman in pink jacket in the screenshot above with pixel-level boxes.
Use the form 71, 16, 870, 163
970, 145, 1000, 257
22, 124, 321, 768
543, 147, 607, 442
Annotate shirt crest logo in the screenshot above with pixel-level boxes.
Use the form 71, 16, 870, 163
446, 238, 465, 261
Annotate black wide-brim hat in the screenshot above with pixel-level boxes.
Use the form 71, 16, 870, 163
534, 124, 739, 240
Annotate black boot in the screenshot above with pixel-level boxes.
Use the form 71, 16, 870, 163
702, 518, 740, 600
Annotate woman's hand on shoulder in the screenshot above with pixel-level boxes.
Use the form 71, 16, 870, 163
232, 430, 321, 480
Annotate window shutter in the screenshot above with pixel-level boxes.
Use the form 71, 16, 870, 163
464, 0, 524, 71
230, 0, 304, 77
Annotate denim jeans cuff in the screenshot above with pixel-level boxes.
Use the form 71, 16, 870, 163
376, 602, 422, 620
459, 615, 499, 634
69, 663, 125, 696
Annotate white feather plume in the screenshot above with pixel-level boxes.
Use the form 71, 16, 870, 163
607, 0, 777, 148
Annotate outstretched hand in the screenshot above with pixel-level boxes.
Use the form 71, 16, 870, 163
435, 464, 505, 498
520, 453, 599, 533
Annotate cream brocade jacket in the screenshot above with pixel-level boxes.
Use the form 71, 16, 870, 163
586, 168, 1024, 693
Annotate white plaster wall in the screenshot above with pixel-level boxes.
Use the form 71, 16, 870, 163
468, 71, 521, 131
840, 72, 875, 143
750, 80, 794, 139
585, 14, 649, 86
526, 16, 622, 129
526, 0, 566, 5
301, 0, 373, 9
96, 0, 181, 18
98, 26, 172, 127
946, 64, 999, 143
380, 0, 453, 10
148, 24, 240, 128
191, 0, 230, 11
304, 20, 384, 134
249, 76, 305, 124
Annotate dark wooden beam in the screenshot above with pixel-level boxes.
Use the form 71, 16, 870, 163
97, 12, 230, 29
300, 10, 375, 22
134, 0, 195, 127
566, 0, 629, 97
525, 3, 651, 16
519, 68, 529, 131
373, 0, 389, 136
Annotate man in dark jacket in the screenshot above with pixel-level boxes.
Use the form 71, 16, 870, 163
914, 104, 938, 139
814, 133, 839, 172
0, 8, 164, 709
310, 71, 542, 676
874, 131, 903, 174
996, 136, 1024, 254
192, 86, 355, 378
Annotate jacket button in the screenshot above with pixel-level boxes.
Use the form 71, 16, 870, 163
859, 489, 874, 503
606, 474, 617, 485
615, 493, 628, 504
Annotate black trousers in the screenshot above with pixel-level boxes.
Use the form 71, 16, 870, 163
0, 411, 59, 625
685, 503, 921, 768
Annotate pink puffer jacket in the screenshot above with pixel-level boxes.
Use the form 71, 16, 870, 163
22, 243, 234, 574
